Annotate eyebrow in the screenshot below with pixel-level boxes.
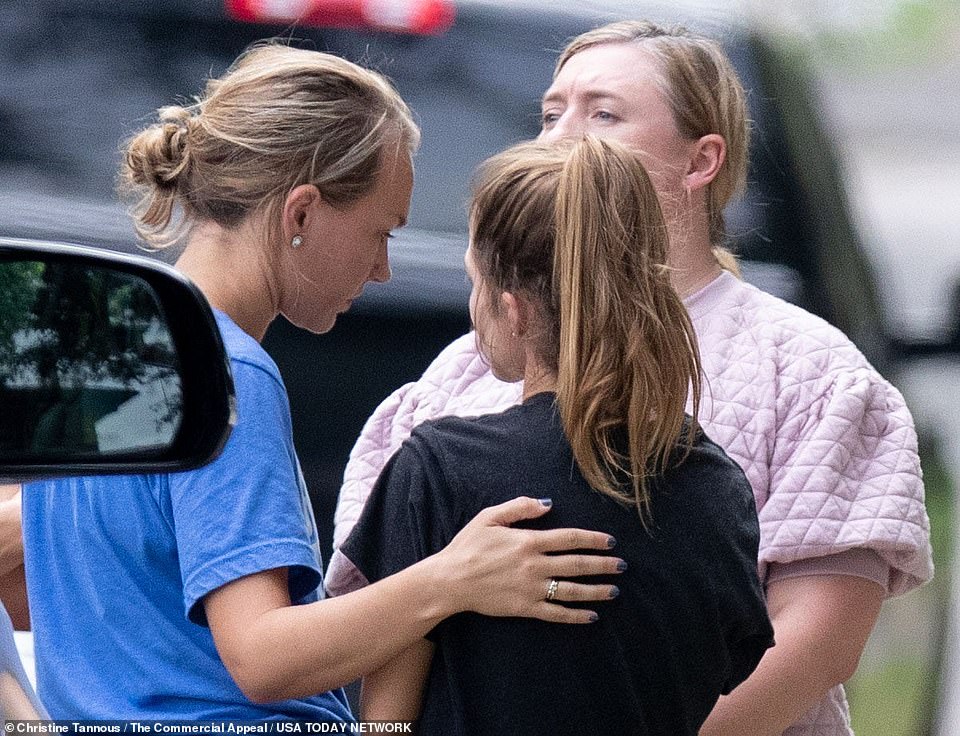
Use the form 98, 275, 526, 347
395, 214, 408, 228
542, 89, 628, 107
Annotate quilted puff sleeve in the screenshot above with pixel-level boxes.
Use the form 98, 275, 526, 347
762, 367, 933, 597
332, 379, 421, 549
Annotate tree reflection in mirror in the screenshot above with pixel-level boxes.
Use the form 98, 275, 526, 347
0, 260, 181, 460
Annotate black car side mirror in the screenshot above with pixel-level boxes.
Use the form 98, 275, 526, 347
0, 238, 235, 480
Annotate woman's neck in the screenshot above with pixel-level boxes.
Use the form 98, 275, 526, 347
175, 221, 279, 342
665, 203, 723, 298
522, 363, 557, 401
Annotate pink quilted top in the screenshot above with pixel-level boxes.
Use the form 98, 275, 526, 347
328, 271, 932, 735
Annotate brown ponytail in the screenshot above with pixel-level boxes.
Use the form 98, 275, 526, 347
470, 137, 702, 520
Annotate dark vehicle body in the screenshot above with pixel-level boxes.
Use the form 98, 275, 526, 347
0, 0, 890, 560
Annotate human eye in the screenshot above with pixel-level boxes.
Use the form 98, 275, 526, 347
593, 109, 618, 123
541, 109, 561, 128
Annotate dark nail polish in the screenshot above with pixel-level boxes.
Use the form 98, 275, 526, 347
607, 536, 617, 549
609, 586, 620, 599
538, 498, 553, 508
588, 612, 599, 623
616, 560, 628, 572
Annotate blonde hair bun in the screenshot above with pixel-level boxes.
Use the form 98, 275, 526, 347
119, 43, 419, 250
124, 106, 194, 191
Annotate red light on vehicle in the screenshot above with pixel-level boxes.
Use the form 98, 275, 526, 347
226, 0, 456, 36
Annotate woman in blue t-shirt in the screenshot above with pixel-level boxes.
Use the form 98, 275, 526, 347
20, 44, 623, 719
346, 137, 774, 734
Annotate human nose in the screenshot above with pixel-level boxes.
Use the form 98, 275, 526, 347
370, 246, 391, 284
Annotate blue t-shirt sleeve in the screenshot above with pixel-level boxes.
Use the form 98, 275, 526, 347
169, 359, 323, 626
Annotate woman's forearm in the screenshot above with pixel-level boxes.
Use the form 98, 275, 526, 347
0, 487, 28, 630
699, 574, 884, 736
206, 497, 623, 703
0, 487, 23, 578
361, 639, 434, 721
207, 556, 452, 703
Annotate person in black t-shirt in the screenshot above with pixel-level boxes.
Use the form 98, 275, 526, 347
342, 137, 774, 735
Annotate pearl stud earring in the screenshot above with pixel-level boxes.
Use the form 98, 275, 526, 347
291, 235, 303, 249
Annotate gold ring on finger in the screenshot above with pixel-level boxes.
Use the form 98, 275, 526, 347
546, 578, 560, 602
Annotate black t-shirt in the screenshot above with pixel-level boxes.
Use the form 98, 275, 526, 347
343, 392, 773, 736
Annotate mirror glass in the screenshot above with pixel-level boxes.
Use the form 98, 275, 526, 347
0, 260, 181, 460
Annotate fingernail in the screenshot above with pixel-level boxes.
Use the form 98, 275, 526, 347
609, 586, 620, 599
588, 612, 599, 623
538, 498, 553, 508
616, 560, 628, 572
607, 536, 617, 549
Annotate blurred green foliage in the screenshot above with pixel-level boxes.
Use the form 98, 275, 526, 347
819, 0, 959, 67
766, 0, 960, 68
848, 440, 953, 735
0, 261, 44, 362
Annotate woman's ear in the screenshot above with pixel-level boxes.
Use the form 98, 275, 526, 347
281, 184, 323, 243
500, 291, 529, 338
684, 133, 726, 193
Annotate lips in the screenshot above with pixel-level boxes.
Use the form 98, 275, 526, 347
340, 293, 361, 312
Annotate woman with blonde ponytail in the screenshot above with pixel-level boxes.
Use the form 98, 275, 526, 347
20, 44, 624, 720
342, 137, 773, 734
